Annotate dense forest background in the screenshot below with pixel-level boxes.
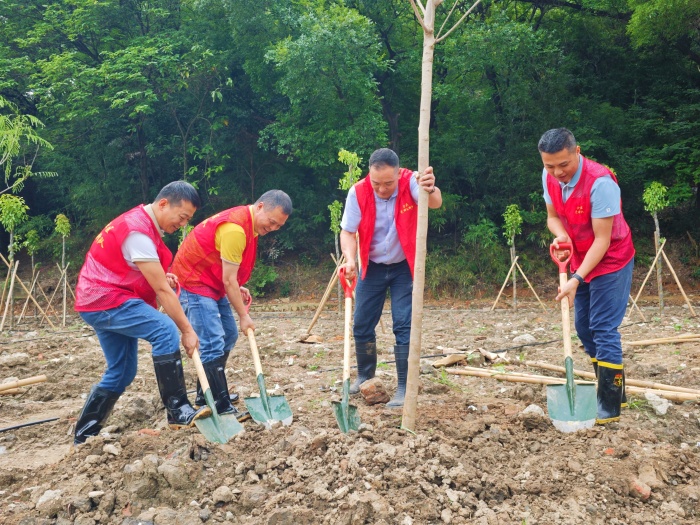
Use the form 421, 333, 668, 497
1, 0, 699, 297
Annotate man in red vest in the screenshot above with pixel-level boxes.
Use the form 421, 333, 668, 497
73, 181, 210, 445
539, 128, 634, 424
171, 190, 292, 421
339, 148, 442, 408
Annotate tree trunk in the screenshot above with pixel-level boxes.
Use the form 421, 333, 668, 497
653, 212, 664, 312
510, 242, 517, 310
62, 236, 67, 327
402, 1, 439, 431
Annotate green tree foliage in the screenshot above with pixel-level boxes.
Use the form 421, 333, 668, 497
0, 0, 698, 285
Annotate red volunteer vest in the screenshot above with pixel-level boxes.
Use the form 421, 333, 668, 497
547, 156, 634, 281
75, 205, 172, 312
355, 168, 417, 279
171, 206, 258, 300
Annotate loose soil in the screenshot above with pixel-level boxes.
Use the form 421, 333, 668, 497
1, 292, 699, 525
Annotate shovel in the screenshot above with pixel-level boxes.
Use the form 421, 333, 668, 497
191, 347, 245, 443
332, 268, 361, 433
546, 242, 597, 433
243, 299, 293, 429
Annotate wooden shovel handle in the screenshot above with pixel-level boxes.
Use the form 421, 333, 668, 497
559, 272, 573, 361
191, 348, 211, 393
246, 328, 264, 377
0, 375, 47, 392
342, 295, 353, 383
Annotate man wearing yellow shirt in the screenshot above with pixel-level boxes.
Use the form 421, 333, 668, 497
171, 190, 292, 420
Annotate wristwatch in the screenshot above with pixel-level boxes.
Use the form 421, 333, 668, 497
571, 273, 585, 284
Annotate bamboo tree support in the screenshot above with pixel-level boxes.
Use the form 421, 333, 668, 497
17, 271, 41, 324
0, 260, 18, 331
632, 240, 695, 317
42, 262, 71, 322
301, 255, 344, 340
491, 256, 548, 312
625, 293, 646, 323
0, 264, 11, 318
0, 375, 47, 392
36, 282, 60, 321
0, 253, 56, 329
660, 249, 696, 317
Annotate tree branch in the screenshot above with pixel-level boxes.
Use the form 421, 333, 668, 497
408, 0, 428, 31
435, 0, 483, 44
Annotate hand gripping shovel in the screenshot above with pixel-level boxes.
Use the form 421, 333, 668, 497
332, 268, 361, 433
192, 347, 245, 443
547, 243, 597, 433
243, 298, 293, 429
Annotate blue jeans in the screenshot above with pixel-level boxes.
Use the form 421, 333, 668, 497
574, 258, 634, 365
354, 260, 413, 346
179, 288, 237, 364
79, 299, 180, 394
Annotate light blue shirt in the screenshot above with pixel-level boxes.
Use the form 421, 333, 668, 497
340, 174, 420, 264
542, 156, 621, 218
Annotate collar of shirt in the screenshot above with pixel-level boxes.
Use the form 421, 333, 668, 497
144, 204, 165, 237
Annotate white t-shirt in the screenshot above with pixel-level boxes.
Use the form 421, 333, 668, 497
122, 232, 159, 270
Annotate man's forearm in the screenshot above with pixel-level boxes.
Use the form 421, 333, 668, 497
340, 230, 357, 264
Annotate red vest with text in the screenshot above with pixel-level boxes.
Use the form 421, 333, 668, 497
75, 205, 172, 312
355, 168, 417, 279
547, 156, 634, 281
171, 206, 258, 300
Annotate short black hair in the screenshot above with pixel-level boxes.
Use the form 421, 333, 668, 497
255, 189, 293, 216
368, 148, 399, 169
154, 181, 201, 209
538, 128, 577, 154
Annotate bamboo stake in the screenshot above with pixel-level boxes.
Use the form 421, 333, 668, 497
0, 261, 18, 331
448, 368, 700, 402
627, 336, 700, 347
660, 249, 697, 317
515, 261, 548, 312
0, 375, 47, 392
491, 256, 518, 311
525, 361, 700, 394
302, 255, 344, 338
626, 294, 647, 323
36, 282, 60, 321
633, 239, 666, 307
17, 271, 41, 325
0, 264, 11, 317
0, 389, 22, 395
0, 253, 56, 328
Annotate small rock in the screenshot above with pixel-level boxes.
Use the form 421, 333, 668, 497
512, 334, 537, 344
521, 404, 545, 416
629, 479, 652, 501
35, 489, 63, 517
102, 443, 121, 456
88, 490, 105, 500
359, 377, 390, 405
0, 352, 30, 367
441, 508, 453, 524
645, 392, 671, 415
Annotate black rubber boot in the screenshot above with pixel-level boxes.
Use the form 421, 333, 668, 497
596, 361, 624, 424
74, 385, 121, 445
153, 351, 211, 429
386, 345, 409, 409
350, 341, 377, 394
592, 357, 626, 408
201, 357, 251, 422
195, 353, 239, 407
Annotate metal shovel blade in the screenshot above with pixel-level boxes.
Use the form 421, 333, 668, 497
332, 378, 360, 433
194, 389, 245, 443
244, 374, 293, 430
546, 382, 597, 433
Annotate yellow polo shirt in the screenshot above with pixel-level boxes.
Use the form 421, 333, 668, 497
214, 206, 258, 264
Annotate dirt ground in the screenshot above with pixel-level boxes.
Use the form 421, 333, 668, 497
1, 291, 699, 525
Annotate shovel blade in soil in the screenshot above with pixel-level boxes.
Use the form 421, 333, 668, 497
244, 374, 293, 430
194, 389, 245, 443
547, 383, 597, 433
331, 400, 360, 433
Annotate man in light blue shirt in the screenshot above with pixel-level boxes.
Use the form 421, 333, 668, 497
340, 148, 442, 408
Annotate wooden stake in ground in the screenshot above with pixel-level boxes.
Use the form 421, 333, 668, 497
0, 260, 18, 332
402, 0, 483, 433
491, 256, 548, 312
632, 240, 696, 317
0, 252, 56, 329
